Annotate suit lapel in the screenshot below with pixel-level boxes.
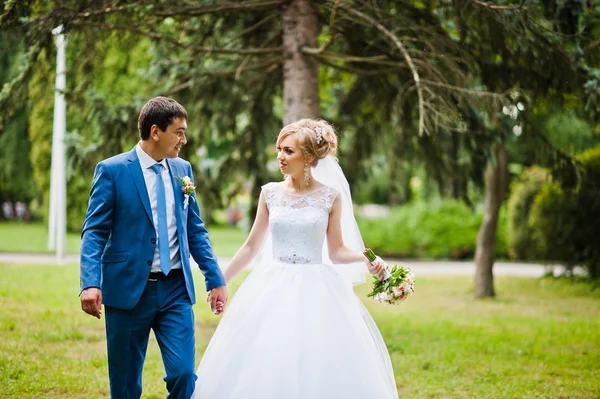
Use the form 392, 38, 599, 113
127, 149, 153, 224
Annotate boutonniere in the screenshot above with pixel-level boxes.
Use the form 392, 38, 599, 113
176, 176, 196, 209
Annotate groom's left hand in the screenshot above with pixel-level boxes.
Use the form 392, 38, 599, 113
207, 285, 228, 315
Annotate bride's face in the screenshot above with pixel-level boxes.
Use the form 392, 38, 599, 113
276, 134, 307, 177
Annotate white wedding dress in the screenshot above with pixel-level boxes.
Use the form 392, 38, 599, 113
193, 182, 399, 399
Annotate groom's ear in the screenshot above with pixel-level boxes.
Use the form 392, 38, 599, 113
150, 124, 161, 141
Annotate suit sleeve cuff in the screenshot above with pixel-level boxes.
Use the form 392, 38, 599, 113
79, 285, 101, 296
205, 277, 226, 292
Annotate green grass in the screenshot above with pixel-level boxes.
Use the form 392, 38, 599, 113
0, 222, 82, 254
0, 222, 246, 258
0, 263, 598, 398
203, 225, 247, 258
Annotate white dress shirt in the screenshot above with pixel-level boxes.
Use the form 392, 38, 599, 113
135, 144, 182, 272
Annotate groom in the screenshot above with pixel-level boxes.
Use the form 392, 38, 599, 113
79, 96, 227, 399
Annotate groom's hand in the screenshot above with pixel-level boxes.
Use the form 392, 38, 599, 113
207, 286, 228, 316
80, 288, 103, 319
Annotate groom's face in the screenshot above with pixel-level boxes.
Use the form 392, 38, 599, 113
154, 117, 187, 159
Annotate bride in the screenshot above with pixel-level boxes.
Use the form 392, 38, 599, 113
193, 119, 399, 399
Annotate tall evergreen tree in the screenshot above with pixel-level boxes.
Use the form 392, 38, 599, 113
1, 0, 598, 295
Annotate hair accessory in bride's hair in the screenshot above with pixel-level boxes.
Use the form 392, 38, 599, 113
313, 127, 323, 145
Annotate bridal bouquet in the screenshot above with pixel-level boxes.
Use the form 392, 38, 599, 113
364, 248, 415, 305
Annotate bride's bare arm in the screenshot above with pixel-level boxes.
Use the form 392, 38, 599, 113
326, 195, 386, 280
222, 192, 270, 283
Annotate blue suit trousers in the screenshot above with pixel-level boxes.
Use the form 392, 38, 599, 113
104, 274, 196, 399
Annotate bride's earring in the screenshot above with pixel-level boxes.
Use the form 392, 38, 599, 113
304, 164, 310, 186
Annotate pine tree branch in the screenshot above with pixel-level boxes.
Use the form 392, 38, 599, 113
70, 21, 283, 55
169, 80, 195, 94
74, 0, 288, 19
155, 0, 289, 17
302, 0, 343, 55
341, 6, 428, 135
237, 12, 280, 37
235, 56, 252, 80
0, 0, 19, 25
317, 58, 400, 75
236, 25, 283, 79
313, 51, 396, 65
584, 39, 600, 51
421, 79, 510, 101
197, 56, 286, 78
471, 0, 522, 10
77, 5, 131, 18
246, 62, 281, 85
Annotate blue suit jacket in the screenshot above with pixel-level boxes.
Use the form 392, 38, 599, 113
80, 148, 225, 310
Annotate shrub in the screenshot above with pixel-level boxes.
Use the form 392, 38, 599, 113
529, 147, 600, 279
358, 199, 508, 260
506, 166, 550, 260
528, 182, 577, 267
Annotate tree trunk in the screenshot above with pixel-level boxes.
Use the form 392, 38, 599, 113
474, 143, 508, 298
282, 0, 319, 124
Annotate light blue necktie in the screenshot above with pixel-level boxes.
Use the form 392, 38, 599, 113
151, 163, 171, 275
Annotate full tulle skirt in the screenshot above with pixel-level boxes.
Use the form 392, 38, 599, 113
193, 262, 399, 399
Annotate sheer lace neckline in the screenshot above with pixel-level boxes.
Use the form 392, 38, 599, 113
262, 182, 339, 213
282, 184, 329, 196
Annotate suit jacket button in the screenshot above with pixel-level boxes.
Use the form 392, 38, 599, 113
151, 238, 156, 243
147, 260, 152, 266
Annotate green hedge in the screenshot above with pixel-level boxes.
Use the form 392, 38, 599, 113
506, 166, 549, 260
358, 200, 508, 259
528, 182, 576, 266
529, 147, 600, 279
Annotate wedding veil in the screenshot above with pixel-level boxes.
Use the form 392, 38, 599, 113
313, 156, 369, 285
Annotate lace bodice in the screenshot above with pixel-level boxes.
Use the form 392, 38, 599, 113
263, 182, 339, 265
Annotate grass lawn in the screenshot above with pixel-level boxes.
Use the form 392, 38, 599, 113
0, 222, 82, 254
0, 263, 598, 398
0, 222, 246, 258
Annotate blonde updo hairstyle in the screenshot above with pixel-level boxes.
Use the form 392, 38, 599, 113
276, 118, 338, 167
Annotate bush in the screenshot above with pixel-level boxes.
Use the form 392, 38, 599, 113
358, 199, 508, 260
528, 182, 577, 266
506, 166, 550, 260
529, 147, 600, 279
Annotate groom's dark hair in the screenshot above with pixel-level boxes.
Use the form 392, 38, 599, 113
138, 96, 188, 140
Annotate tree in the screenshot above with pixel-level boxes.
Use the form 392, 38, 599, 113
0, 29, 37, 207
3, 0, 502, 227
451, 0, 599, 297
1, 1, 598, 296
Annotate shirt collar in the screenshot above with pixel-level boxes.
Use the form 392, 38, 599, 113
136, 142, 167, 171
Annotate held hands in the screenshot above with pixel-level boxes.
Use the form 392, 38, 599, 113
366, 256, 388, 281
207, 285, 228, 316
80, 287, 103, 319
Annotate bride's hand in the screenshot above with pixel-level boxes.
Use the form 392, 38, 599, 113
366, 256, 387, 281
207, 286, 228, 315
